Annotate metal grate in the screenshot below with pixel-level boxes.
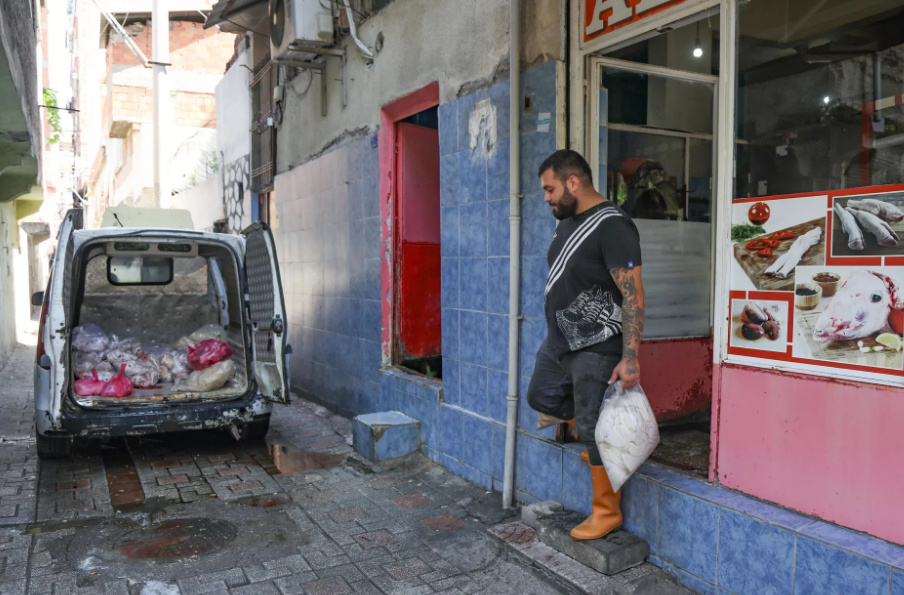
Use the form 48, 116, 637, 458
246, 231, 276, 363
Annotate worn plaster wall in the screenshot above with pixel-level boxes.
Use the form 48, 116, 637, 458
0, 202, 18, 369
216, 44, 252, 233
276, 0, 562, 172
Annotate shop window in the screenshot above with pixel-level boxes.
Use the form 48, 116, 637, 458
736, 1, 904, 197
394, 107, 442, 378
596, 60, 716, 339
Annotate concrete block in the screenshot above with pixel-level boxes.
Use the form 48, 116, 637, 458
534, 511, 649, 576
352, 411, 419, 463
521, 500, 563, 529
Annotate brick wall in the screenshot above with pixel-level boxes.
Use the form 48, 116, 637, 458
107, 21, 235, 74
110, 86, 216, 129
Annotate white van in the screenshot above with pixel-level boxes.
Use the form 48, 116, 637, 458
32, 209, 290, 458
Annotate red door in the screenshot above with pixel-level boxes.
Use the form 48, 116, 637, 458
396, 122, 441, 362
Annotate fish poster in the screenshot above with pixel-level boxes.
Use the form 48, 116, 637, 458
728, 184, 904, 382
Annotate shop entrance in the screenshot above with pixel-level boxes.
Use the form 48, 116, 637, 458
589, 11, 720, 475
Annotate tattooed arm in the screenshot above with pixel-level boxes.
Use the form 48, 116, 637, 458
608, 266, 645, 389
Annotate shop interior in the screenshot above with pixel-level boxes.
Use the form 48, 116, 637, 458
584, 0, 904, 476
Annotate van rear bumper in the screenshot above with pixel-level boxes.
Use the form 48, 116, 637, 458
38, 394, 273, 438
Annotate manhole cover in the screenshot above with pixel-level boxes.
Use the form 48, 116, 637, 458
116, 518, 236, 561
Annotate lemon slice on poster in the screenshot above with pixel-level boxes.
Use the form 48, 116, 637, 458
876, 333, 902, 352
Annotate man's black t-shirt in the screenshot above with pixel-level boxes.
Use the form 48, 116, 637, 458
544, 201, 642, 356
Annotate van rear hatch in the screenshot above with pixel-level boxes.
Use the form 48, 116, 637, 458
67, 234, 250, 407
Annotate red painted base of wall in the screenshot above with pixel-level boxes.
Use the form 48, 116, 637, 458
717, 364, 904, 545
640, 338, 712, 421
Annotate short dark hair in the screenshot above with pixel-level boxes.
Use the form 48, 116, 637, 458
537, 150, 593, 186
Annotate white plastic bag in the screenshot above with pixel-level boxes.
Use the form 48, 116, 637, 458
594, 381, 659, 493
189, 324, 228, 344
71, 324, 110, 353
179, 360, 235, 392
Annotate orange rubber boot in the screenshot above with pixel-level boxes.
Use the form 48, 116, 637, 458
570, 464, 623, 540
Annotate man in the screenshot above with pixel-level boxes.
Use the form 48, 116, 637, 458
527, 150, 645, 541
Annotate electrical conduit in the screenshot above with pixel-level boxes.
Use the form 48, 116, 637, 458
503, 0, 521, 509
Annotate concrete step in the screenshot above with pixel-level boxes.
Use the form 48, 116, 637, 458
487, 521, 695, 595
521, 501, 649, 575
351, 411, 419, 463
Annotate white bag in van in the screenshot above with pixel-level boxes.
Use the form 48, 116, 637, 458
179, 360, 235, 392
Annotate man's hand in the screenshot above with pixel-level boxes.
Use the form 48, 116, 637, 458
609, 357, 640, 389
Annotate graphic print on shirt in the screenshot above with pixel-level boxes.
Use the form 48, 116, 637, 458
556, 285, 623, 351
545, 207, 621, 296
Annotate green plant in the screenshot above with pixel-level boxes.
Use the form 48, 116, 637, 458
209, 150, 219, 173
42, 88, 61, 144
425, 364, 437, 378
188, 173, 196, 186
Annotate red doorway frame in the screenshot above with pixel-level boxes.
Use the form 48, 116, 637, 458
377, 81, 440, 365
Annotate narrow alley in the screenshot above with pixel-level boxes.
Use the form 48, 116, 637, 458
0, 345, 569, 595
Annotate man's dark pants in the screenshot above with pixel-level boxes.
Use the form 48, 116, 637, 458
527, 339, 620, 466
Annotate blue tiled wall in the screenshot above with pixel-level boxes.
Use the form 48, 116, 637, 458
274, 134, 383, 416
623, 462, 904, 595
432, 60, 567, 501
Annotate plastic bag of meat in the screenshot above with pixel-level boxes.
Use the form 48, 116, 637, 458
594, 381, 659, 493
100, 364, 134, 398
71, 324, 110, 353
74, 352, 114, 379
189, 324, 228, 344
187, 339, 233, 371
74, 369, 108, 396
175, 336, 195, 349
105, 347, 137, 368
122, 356, 161, 389
179, 360, 235, 392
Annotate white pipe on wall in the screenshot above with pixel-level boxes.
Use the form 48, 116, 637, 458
503, 0, 522, 510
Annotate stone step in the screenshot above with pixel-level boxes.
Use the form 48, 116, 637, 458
521, 501, 649, 576
488, 521, 696, 595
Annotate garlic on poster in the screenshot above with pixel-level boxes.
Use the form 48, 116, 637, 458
860, 346, 871, 353
873, 346, 884, 352
857, 340, 864, 347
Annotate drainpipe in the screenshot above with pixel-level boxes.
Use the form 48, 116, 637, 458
503, 0, 521, 510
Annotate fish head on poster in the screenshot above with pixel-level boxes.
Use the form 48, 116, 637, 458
813, 270, 902, 343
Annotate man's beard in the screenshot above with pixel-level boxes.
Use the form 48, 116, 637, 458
551, 188, 578, 220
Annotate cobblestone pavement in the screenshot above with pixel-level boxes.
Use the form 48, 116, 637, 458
0, 347, 567, 595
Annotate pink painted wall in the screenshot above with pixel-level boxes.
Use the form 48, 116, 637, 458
717, 364, 904, 545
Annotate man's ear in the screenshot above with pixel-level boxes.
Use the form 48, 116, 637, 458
566, 175, 580, 194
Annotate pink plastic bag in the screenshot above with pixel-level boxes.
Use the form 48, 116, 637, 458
100, 364, 134, 398
187, 340, 233, 371
74, 369, 107, 396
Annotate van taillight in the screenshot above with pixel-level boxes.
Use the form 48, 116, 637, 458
36, 298, 49, 369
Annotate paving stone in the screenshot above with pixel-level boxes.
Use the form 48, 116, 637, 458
352, 530, 396, 550
299, 575, 353, 595
328, 507, 370, 523
392, 494, 431, 509
420, 514, 465, 533
381, 558, 433, 581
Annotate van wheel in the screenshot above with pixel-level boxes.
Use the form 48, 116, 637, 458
242, 419, 270, 441
36, 433, 72, 459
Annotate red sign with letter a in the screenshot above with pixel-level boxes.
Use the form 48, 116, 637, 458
584, 0, 691, 43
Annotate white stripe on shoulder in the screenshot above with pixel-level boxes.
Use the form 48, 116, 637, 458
545, 211, 622, 296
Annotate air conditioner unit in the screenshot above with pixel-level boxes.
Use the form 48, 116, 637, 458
269, 0, 335, 63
